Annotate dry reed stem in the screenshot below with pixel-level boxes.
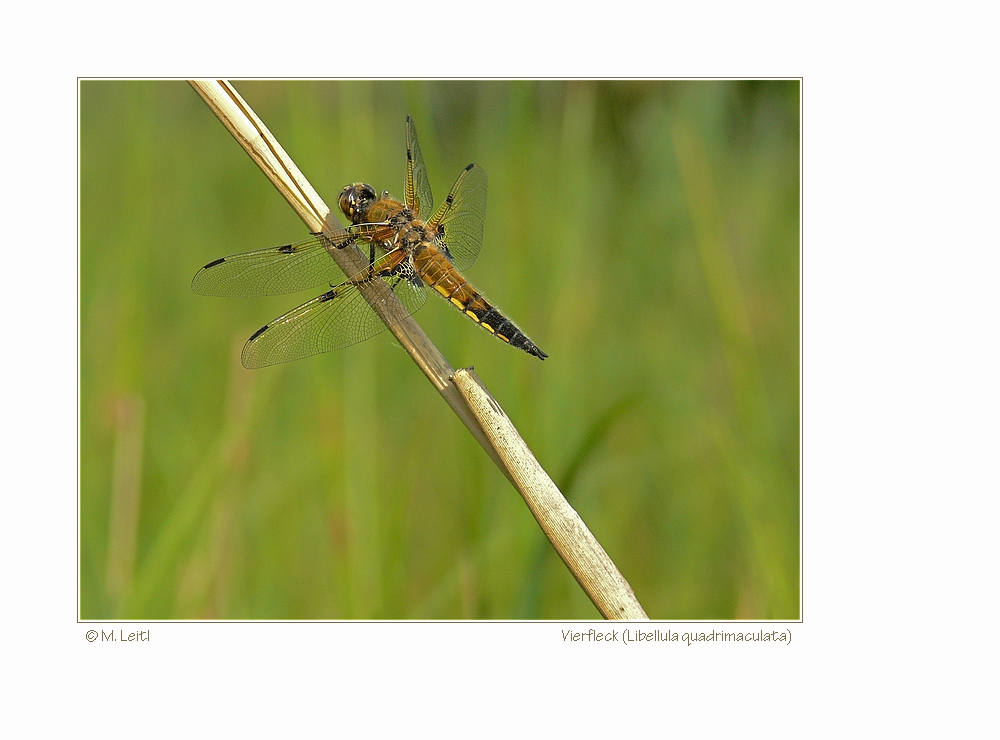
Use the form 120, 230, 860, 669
188, 80, 648, 620
453, 369, 648, 619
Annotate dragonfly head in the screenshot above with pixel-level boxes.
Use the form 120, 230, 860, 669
339, 183, 378, 224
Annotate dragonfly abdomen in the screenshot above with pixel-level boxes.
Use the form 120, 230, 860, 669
413, 244, 547, 360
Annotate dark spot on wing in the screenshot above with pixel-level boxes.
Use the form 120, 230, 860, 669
278, 244, 295, 254
204, 257, 226, 269
248, 324, 269, 341
319, 289, 338, 302
463, 163, 474, 172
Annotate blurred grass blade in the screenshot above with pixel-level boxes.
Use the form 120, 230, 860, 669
671, 117, 770, 445
105, 394, 145, 606
123, 335, 258, 617
559, 393, 641, 496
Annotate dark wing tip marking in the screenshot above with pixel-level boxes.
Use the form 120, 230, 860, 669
278, 244, 295, 254
463, 163, 475, 172
248, 324, 269, 342
203, 257, 226, 269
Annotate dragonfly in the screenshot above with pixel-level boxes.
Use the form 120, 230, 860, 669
192, 117, 547, 368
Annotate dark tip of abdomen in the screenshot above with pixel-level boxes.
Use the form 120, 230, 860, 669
511, 332, 547, 360
527, 344, 548, 360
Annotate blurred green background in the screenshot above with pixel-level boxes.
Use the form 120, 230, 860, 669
80, 80, 799, 620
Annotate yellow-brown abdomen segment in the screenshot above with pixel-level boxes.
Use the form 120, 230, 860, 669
412, 244, 547, 359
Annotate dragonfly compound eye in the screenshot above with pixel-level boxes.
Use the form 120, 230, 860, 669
338, 183, 378, 223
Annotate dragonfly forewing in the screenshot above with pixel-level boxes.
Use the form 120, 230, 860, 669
405, 115, 434, 219
191, 232, 356, 297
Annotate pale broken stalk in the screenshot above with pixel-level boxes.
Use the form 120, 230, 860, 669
188, 80, 648, 620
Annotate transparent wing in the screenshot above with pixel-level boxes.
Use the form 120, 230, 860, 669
404, 115, 434, 219
426, 164, 487, 271
191, 232, 358, 297
241, 252, 428, 368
